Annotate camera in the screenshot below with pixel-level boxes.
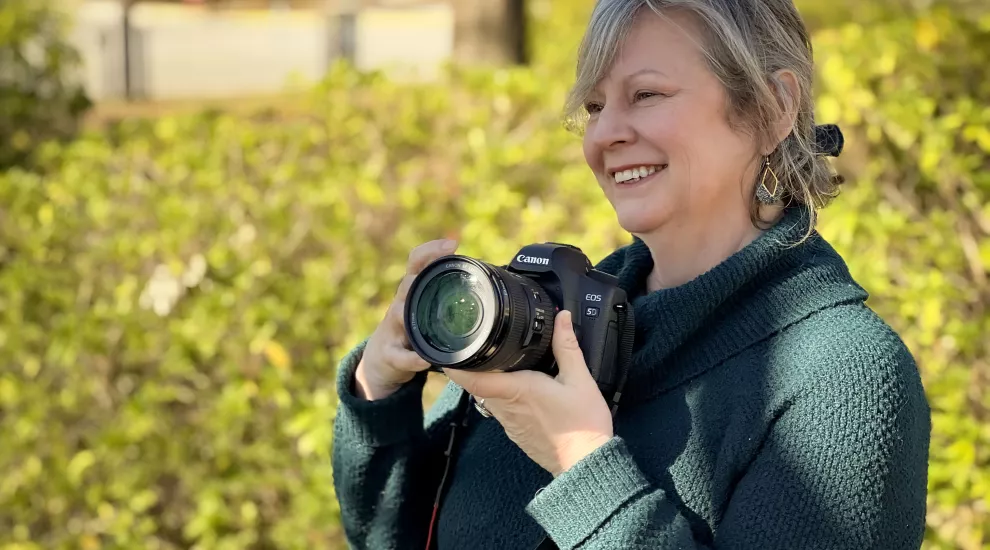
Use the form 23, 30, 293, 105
403, 242, 635, 401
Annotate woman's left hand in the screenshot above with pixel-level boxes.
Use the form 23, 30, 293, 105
443, 310, 614, 477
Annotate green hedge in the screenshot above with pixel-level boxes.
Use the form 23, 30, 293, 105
811, 11, 990, 547
0, 1, 987, 549
0, 0, 90, 171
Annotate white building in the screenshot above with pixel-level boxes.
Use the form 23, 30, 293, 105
69, 0, 455, 100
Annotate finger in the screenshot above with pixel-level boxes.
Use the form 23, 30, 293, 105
382, 343, 431, 373
393, 274, 416, 304
443, 368, 523, 401
551, 310, 590, 383
473, 396, 510, 419
385, 290, 411, 334
394, 239, 459, 304
384, 276, 426, 349
386, 302, 425, 353
407, 239, 459, 277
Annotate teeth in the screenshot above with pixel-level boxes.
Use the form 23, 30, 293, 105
614, 165, 663, 183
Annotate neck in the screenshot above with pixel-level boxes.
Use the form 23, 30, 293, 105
638, 205, 783, 292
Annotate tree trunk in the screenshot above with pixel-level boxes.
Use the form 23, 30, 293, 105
450, 0, 527, 66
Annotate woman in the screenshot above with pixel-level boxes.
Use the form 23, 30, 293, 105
332, 1, 931, 548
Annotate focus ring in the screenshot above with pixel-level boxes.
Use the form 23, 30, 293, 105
500, 275, 530, 360
501, 276, 555, 374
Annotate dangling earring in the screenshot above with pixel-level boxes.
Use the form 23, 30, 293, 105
755, 156, 779, 205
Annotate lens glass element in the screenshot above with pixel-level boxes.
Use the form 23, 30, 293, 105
416, 270, 486, 352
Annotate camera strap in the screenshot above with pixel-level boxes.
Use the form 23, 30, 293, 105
608, 301, 636, 416
425, 390, 473, 550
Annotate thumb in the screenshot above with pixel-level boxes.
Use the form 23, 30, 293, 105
552, 310, 588, 382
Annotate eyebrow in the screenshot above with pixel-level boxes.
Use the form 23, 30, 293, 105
625, 68, 669, 80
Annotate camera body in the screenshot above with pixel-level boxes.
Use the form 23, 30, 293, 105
404, 242, 633, 399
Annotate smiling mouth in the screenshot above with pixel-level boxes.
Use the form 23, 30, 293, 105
611, 164, 667, 184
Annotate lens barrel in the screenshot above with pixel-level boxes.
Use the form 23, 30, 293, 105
404, 256, 555, 373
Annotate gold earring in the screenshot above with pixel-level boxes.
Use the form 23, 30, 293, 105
755, 156, 779, 205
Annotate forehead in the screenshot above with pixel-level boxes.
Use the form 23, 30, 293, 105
604, 9, 709, 82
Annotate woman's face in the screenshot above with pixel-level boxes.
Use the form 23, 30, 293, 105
582, 10, 762, 239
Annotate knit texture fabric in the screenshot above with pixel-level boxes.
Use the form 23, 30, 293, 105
331, 207, 931, 550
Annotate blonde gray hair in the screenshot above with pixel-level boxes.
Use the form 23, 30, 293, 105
566, 0, 843, 234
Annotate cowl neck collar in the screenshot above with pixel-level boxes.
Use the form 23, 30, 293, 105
594, 208, 868, 404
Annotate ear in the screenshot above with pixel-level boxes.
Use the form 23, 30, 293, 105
767, 68, 800, 154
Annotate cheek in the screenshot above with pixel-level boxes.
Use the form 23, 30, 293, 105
582, 134, 603, 176
645, 108, 699, 155
635, 108, 688, 162
654, 104, 750, 190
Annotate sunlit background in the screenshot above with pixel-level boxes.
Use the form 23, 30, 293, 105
1, 0, 988, 548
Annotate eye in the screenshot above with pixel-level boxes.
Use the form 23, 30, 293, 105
584, 101, 604, 114
634, 90, 660, 102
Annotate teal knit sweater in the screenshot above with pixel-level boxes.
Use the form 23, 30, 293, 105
331, 208, 931, 549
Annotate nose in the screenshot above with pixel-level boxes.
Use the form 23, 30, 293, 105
588, 104, 635, 150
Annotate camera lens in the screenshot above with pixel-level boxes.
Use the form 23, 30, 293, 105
404, 256, 555, 373
416, 271, 485, 352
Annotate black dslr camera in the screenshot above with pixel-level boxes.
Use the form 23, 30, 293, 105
403, 242, 635, 402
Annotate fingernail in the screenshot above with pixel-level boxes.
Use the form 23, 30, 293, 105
441, 239, 458, 252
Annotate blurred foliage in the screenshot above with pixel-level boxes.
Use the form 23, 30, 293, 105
0, 60, 625, 549
0, 0, 988, 549
0, 0, 91, 171
812, 9, 990, 547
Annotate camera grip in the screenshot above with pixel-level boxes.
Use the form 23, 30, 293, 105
575, 308, 618, 395
595, 320, 620, 395
580, 301, 634, 410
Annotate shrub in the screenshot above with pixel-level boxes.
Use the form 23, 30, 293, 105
813, 8, 990, 547
0, 0, 91, 171
0, 61, 628, 549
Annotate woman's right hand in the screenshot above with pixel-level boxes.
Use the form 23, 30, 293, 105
354, 238, 459, 401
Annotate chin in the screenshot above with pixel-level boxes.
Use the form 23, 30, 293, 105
601, 175, 677, 237
612, 203, 673, 236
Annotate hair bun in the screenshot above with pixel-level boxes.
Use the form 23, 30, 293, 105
815, 124, 844, 157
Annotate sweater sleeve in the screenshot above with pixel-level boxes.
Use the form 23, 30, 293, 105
524, 356, 931, 550
331, 338, 464, 550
